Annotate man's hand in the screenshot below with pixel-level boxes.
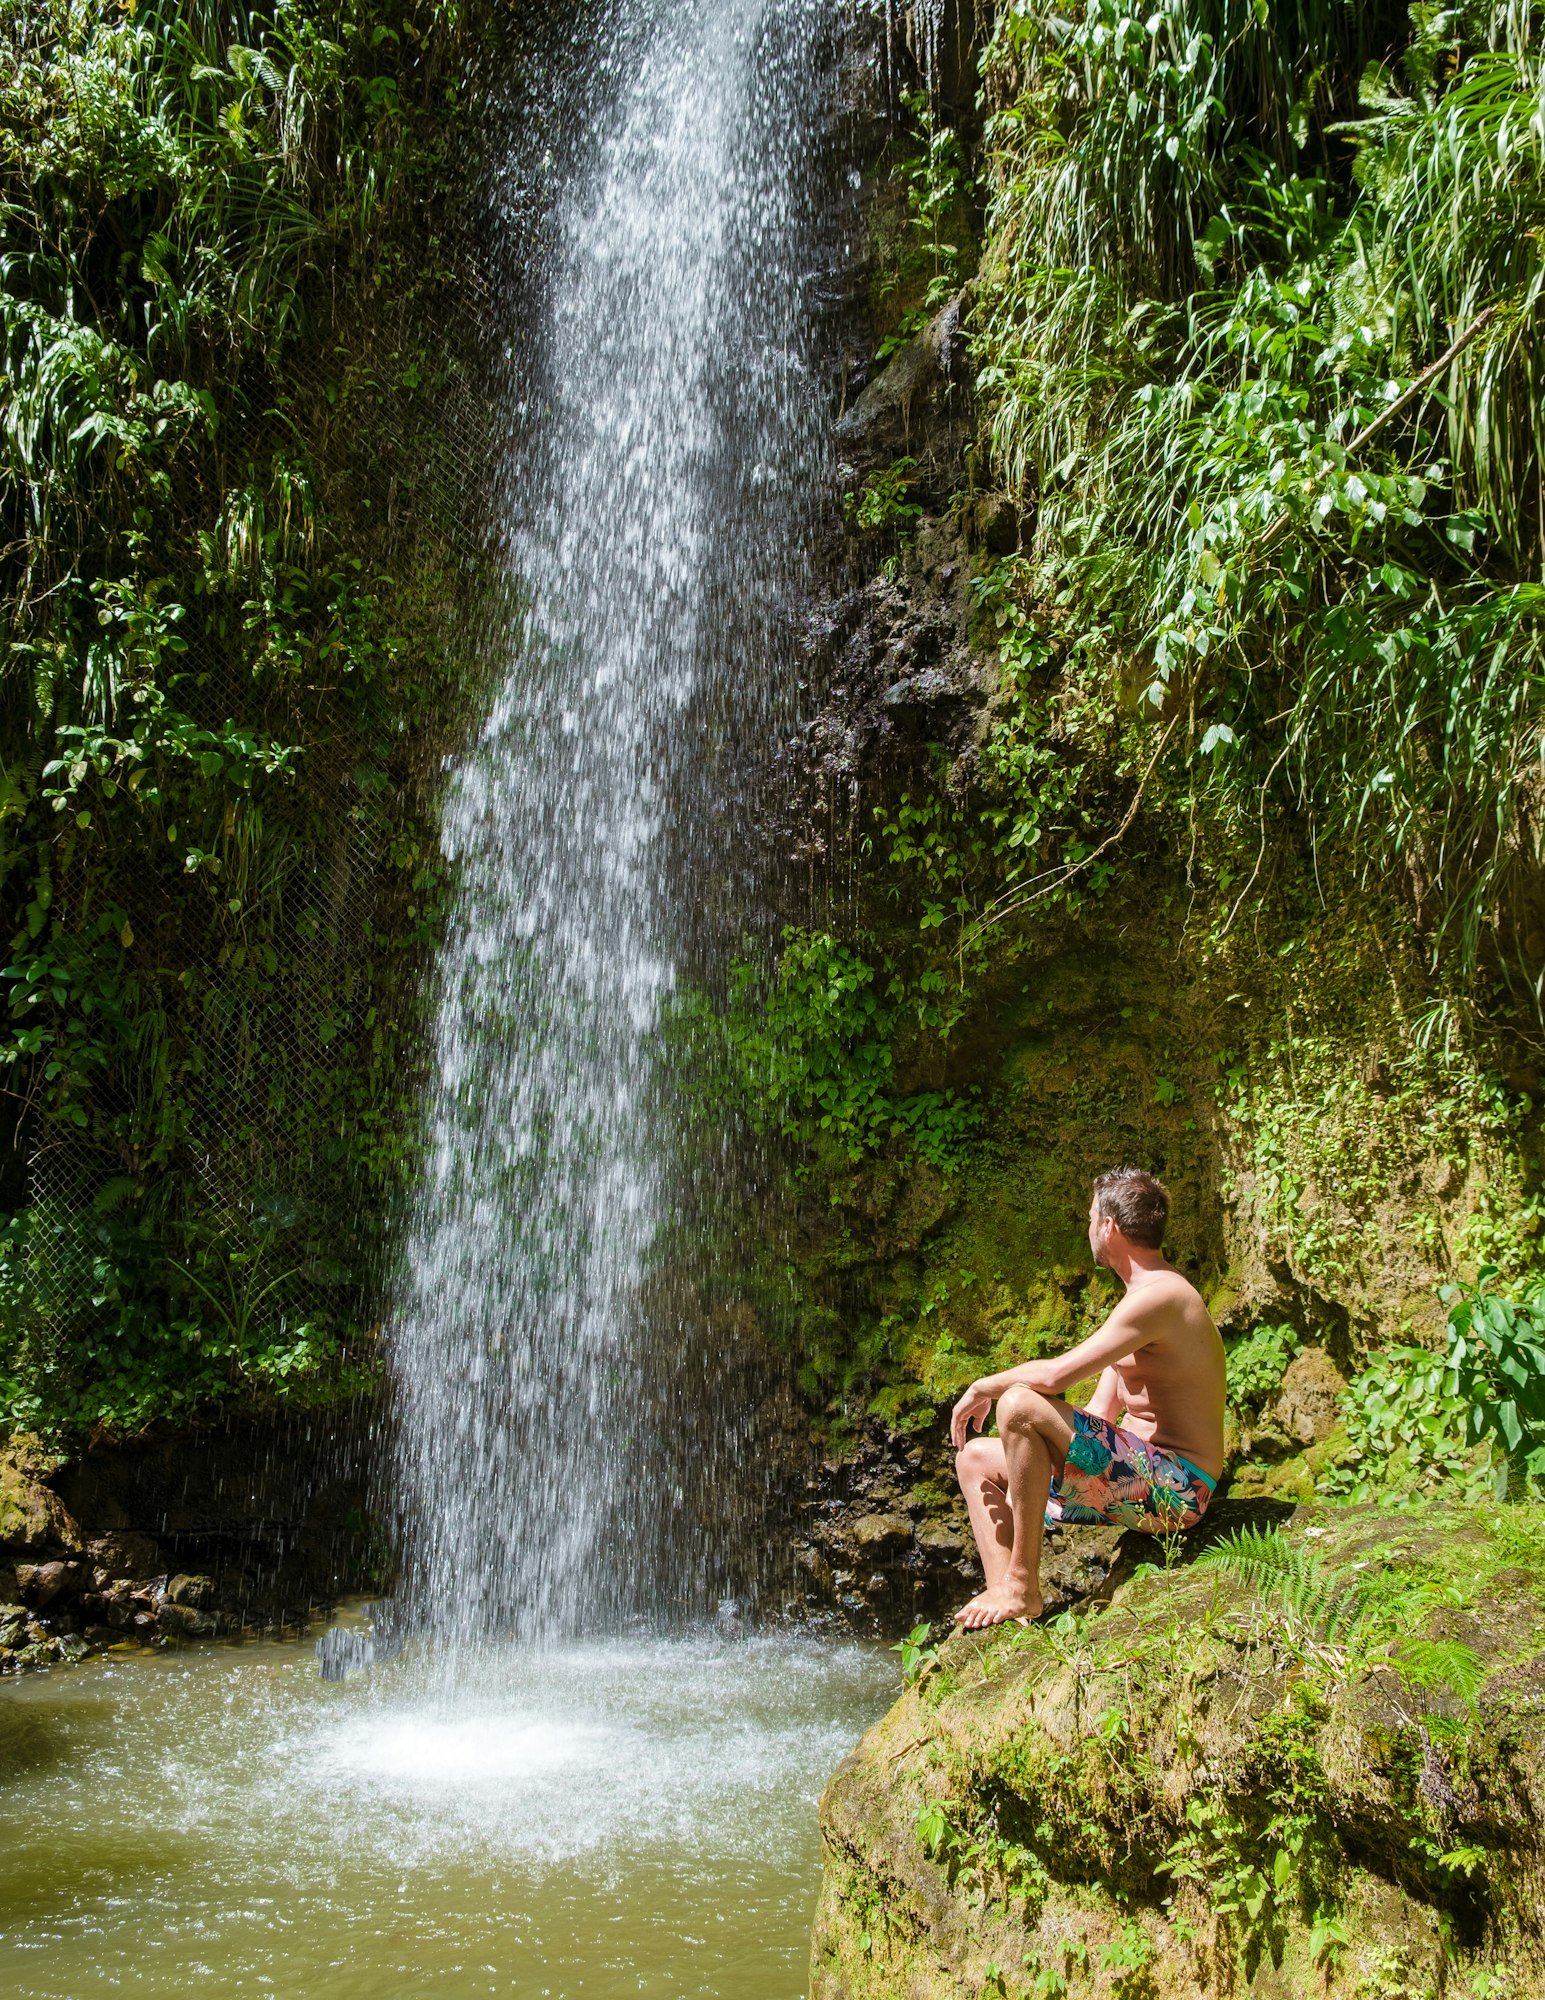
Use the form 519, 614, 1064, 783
950, 1379, 996, 1450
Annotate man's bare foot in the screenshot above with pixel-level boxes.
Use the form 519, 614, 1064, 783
952, 1580, 1043, 1629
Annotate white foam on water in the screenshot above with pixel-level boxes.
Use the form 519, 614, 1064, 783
279, 1632, 882, 1871
316, 1714, 617, 1788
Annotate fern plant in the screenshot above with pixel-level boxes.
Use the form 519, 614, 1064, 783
1196, 1526, 1484, 1705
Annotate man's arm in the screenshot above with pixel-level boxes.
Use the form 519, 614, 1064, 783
950, 1293, 1157, 1447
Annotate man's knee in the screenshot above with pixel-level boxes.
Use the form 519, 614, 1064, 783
996, 1383, 1059, 1437
955, 1436, 999, 1483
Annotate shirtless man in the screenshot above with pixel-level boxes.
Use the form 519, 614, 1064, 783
951, 1168, 1225, 1629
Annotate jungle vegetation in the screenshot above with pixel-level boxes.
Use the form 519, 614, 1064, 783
972, 0, 1545, 996
0, 0, 487, 1432
5, 0, 1545, 1500
735, 0, 1545, 1490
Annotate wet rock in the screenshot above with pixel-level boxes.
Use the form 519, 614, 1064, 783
0, 1438, 82, 1555
1269, 1346, 1349, 1447
797, 1545, 835, 1595
914, 1522, 965, 1556
166, 1573, 213, 1609
852, 1512, 913, 1555
834, 292, 971, 459
15, 1560, 88, 1609
95, 1585, 140, 1628
0, 1605, 27, 1648
86, 1532, 163, 1580
155, 1600, 216, 1638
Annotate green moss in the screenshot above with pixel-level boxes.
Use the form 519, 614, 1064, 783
814, 1505, 1545, 1998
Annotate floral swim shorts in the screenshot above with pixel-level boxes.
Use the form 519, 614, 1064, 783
1045, 1409, 1216, 1534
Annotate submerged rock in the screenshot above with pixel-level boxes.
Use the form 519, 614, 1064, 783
315, 1599, 403, 1682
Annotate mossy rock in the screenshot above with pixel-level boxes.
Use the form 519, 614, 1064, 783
812, 1502, 1545, 1997
0, 1438, 80, 1556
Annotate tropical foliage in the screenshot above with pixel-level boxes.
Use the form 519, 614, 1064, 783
974, 0, 1545, 994
0, 0, 481, 1431
737, 0, 1545, 1464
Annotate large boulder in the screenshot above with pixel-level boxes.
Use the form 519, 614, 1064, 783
812, 1503, 1545, 1997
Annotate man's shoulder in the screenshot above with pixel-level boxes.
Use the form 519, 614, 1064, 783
1125, 1267, 1215, 1329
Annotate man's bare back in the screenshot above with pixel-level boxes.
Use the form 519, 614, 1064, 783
1086, 1266, 1225, 1479
948, 1170, 1226, 1629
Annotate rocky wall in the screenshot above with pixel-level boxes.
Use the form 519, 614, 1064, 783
0, 1410, 380, 1672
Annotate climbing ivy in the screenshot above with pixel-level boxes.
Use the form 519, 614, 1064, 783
724, 929, 977, 1172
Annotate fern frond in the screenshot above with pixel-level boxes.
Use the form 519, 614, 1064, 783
1390, 1638, 1487, 1707
1193, 1525, 1302, 1587
1197, 1527, 1373, 1646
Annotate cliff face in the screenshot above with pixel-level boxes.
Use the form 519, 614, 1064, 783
763, 0, 1545, 1638
811, 1504, 1545, 1998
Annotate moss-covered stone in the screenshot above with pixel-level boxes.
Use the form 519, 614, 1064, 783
812, 1503, 1545, 1998
0, 1437, 79, 1555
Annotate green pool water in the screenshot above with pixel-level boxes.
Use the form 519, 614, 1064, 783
0, 1619, 891, 1998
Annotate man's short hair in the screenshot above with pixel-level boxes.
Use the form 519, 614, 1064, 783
1092, 1168, 1169, 1249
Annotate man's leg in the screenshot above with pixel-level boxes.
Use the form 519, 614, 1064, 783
954, 1386, 1076, 1628
955, 1435, 1014, 1587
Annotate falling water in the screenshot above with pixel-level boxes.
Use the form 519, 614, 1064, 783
390, 0, 836, 1643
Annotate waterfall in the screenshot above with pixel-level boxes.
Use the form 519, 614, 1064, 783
390, 0, 834, 1643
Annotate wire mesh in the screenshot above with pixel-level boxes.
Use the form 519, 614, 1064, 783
18, 272, 506, 1359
